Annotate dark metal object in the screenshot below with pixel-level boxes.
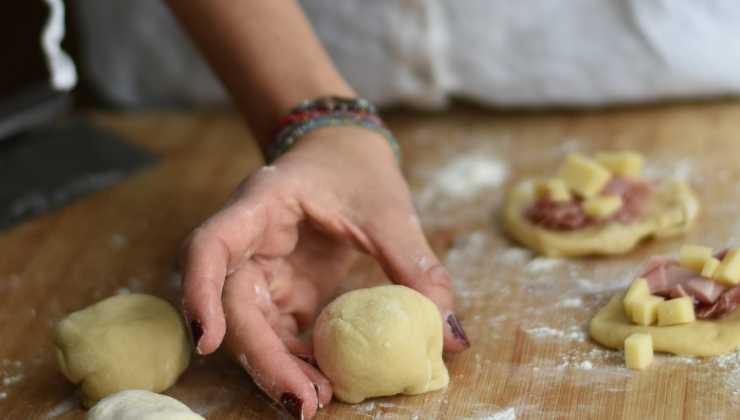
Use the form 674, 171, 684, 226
0, 119, 157, 230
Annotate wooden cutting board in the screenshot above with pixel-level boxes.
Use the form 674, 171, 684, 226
2, 102, 740, 419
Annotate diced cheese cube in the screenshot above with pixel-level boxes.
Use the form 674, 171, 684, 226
657, 297, 696, 326
623, 278, 650, 317
631, 295, 665, 326
583, 195, 623, 219
557, 154, 611, 198
714, 249, 740, 286
624, 333, 653, 370
536, 178, 572, 202
596, 151, 644, 178
701, 257, 721, 278
679, 244, 713, 272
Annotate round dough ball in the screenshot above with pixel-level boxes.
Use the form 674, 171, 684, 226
503, 179, 699, 257
54, 294, 191, 406
87, 390, 204, 420
313, 285, 449, 403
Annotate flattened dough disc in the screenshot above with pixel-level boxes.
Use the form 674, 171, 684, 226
589, 294, 740, 357
503, 180, 699, 257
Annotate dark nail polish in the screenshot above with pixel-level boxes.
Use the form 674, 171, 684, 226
190, 319, 203, 349
446, 313, 470, 348
313, 383, 323, 409
280, 392, 303, 419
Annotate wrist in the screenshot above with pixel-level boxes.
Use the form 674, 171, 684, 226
264, 96, 400, 165
279, 126, 399, 170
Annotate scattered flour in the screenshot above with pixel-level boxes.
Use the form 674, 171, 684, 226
524, 326, 587, 342
487, 407, 516, 420
712, 351, 740, 397
0, 391, 6, 400
415, 155, 508, 216
46, 396, 78, 418
426, 156, 508, 199
577, 361, 593, 370
558, 297, 584, 308
495, 247, 531, 265
355, 401, 376, 413
525, 257, 562, 274
2, 373, 24, 386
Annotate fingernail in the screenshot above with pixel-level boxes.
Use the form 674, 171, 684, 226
313, 383, 323, 409
296, 354, 318, 368
190, 319, 203, 351
280, 392, 303, 419
446, 313, 470, 348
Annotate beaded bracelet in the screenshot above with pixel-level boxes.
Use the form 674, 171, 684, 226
266, 97, 401, 164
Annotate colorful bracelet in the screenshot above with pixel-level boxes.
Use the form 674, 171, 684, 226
266, 97, 401, 164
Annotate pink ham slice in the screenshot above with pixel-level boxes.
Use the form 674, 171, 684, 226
668, 284, 690, 299
524, 198, 588, 230
696, 286, 740, 320
525, 176, 654, 231
683, 278, 727, 304
640, 254, 733, 319
602, 177, 655, 223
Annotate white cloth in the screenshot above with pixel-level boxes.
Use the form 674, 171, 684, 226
75, 0, 740, 108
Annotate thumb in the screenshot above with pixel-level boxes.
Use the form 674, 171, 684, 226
364, 212, 471, 352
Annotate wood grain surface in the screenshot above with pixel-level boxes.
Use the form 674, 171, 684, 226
3, 102, 740, 419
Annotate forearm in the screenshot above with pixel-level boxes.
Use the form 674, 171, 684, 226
166, 0, 355, 149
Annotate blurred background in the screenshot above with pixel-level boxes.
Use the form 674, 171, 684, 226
3, 0, 740, 229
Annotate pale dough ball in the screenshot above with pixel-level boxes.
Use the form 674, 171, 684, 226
87, 390, 204, 420
313, 285, 449, 403
54, 294, 191, 406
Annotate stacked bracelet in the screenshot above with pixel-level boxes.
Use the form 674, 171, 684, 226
266, 96, 401, 164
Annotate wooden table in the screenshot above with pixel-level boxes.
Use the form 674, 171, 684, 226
3, 102, 740, 419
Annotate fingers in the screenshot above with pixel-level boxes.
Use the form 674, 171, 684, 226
224, 285, 324, 419
180, 202, 266, 355
365, 212, 471, 352
294, 357, 332, 409
181, 229, 229, 355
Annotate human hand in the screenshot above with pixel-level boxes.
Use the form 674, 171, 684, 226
180, 126, 470, 419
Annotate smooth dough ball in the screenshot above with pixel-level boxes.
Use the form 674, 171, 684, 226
87, 390, 204, 420
313, 285, 449, 403
54, 294, 191, 406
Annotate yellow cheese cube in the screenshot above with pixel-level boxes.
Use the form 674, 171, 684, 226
583, 195, 623, 219
623, 278, 650, 318
596, 151, 644, 178
536, 178, 572, 202
679, 244, 713, 272
714, 249, 740, 286
657, 297, 696, 326
631, 295, 665, 326
624, 333, 653, 370
701, 257, 721, 278
557, 154, 612, 198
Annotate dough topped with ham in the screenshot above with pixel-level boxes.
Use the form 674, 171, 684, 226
526, 176, 654, 230
502, 151, 699, 257
641, 251, 740, 320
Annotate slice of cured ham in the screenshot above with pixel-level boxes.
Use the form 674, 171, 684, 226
526, 176, 654, 230
639, 254, 735, 319
696, 286, 740, 320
